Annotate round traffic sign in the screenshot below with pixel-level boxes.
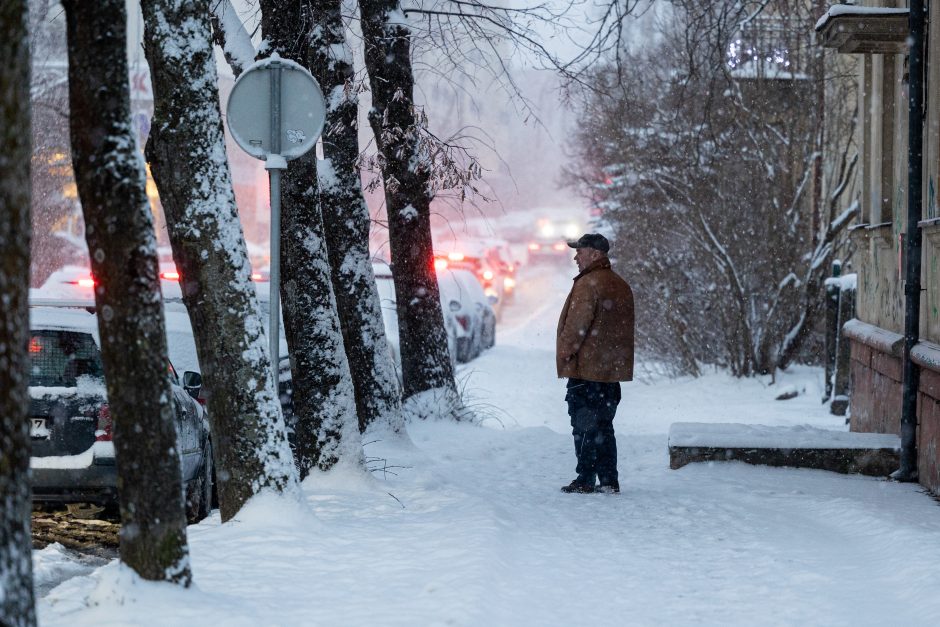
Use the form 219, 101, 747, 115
226, 54, 326, 161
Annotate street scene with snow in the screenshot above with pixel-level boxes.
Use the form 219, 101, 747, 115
4, 1, 940, 626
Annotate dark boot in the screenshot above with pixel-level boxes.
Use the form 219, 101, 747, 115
596, 480, 620, 494
561, 480, 595, 493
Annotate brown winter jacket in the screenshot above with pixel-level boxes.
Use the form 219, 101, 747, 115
556, 257, 635, 382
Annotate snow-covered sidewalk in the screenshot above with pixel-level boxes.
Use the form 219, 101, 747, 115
36, 267, 940, 626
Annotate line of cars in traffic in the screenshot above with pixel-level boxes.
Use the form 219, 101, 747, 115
25, 250, 505, 520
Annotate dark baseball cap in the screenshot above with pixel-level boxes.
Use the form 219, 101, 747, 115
567, 233, 610, 253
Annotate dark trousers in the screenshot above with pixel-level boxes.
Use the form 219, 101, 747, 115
566, 378, 620, 486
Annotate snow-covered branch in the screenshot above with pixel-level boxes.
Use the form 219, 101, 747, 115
209, 0, 255, 78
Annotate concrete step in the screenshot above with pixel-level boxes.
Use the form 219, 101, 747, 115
667, 422, 900, 476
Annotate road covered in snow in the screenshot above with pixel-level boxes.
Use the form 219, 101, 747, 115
37, 263, 940, 626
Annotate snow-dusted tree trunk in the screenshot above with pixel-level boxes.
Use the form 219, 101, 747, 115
208, 0, 254, 78
358, 0, 459, 415
0, 1, 37, 622
140, 0, 297, 520
258, 1, 363, 476
310, 0, 403, 434
61, 0, 191, 584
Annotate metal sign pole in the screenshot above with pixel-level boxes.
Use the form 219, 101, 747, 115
224, 53, 325, 401
268, 61, 283, 392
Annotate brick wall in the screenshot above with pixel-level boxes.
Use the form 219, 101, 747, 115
849, 335, 940, 494
849, 340, 903, 434
915, 357, 940, 494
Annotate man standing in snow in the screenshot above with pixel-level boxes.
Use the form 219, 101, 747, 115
557, 233, 634, 494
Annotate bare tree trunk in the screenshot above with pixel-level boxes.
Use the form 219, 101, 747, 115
310, 0, 404, 434
0, 1, 37, 621
258, 0, 362, 476
140, 0, 297, 520
358, 0, 459, 414
62, 0, 191, 584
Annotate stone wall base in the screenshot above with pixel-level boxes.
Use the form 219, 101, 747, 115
847, 326, 940, 495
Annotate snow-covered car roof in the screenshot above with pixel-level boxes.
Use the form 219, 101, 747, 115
29, 302, 201, 375
372, 261, 393, 279
30, 305, 100, 335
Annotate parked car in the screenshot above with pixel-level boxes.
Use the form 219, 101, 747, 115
434, 244, 503, 311
30, 265, 97, 300
28, 304, 213, 523
437, 268, 496, 361
373, 261, 460, 376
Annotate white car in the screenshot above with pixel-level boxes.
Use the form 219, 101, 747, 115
31, 265, 98, 300
453, 268, 496, 351
437, 268, 495, 361
373, 261, 459, 378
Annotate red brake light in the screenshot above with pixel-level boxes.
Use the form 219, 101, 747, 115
160, 271, 181, 281
434, 258, 448, 271
553, 243, 566, 251
482, 270, 494, 281
29, 337, 42, 354
66, 276, 96, 287
528, 243, 541, 251
251, 272, 262, 281
448, 252, 465, 261
95, 404, 112, 441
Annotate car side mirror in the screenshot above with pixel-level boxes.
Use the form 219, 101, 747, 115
182, 370, 202, 399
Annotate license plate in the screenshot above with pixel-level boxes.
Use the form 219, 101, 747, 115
30, 418, 49, 438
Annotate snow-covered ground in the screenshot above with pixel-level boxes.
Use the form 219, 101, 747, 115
36, 264, 940, 626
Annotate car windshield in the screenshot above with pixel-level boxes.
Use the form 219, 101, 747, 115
29, 330, 104, 387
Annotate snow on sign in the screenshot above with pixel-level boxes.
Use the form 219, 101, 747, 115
226, 53, 325, 162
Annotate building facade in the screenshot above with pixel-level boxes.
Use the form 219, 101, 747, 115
818, 1, 940, 493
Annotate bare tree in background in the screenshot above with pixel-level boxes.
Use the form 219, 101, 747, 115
141, 0, 298, 520
0, 0, 37, 622
310, 0, 404, 435
566, 0, 858, 377
61, 0, 191, 584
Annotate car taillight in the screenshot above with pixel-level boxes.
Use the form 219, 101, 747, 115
29, 337, 42, 353
456, 315, 470, 331
66, 276, 96, 287
448, 252, 465, 261
95, 404, 112, 441
160, 270, 181, 281
482, 270, 494, 281
528, 243, 541, 251
553, 243, 566, 251
504, 277, 516, 289
434, 258, 448, 272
